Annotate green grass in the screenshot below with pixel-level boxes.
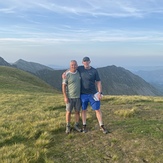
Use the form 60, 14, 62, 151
0, 66, 56, 93
0, 66, 163, 162
0, 93, 163, 163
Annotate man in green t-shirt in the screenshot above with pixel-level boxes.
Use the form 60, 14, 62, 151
62, 60, 81, 134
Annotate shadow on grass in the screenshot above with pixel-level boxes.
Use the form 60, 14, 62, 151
44, 105, 65, 111
0, 135, 29, 147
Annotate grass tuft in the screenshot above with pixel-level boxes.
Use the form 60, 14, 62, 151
114, 107, 139, 117
0, 92, 163, 162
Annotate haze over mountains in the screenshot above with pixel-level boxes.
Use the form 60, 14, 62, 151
133, 68, 163, 94
0, 56, 162, 96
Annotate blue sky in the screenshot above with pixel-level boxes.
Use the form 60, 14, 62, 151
0, 0, 163, 68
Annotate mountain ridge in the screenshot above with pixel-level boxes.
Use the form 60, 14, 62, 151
0, 57, 11, 66
0, 56, 162, 96
13, 59, 54, 73
97, 65, 160, 96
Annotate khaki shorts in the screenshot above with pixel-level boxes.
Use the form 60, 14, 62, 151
66, 98, 81, 112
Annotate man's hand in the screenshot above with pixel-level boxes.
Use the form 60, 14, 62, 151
62, 72, 66, 79
97, 92, 103, 101
62, 70, 69, 79
64, 97, 69, 104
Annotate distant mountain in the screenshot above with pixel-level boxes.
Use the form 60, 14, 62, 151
97, 66, 161, 96
0, 66, 56, 93
13, 59, 54, 73
17, 61, 161, 96
125, 65, 163, 72
35, 69, 65, 91
0, 57, 11, 66
134, 69, 163, 84
134, 69, 163, 94
1, 57, 162, 96
12, 59, 64, 91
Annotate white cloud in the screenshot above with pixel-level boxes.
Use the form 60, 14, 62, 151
1, 29, 163, 45
0, 0, 163, 67
1, 0, 163, 17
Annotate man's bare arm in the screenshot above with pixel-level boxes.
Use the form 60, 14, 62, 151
96, 81, 102, 93
96, 81, 103, 100
62, 84, 69, 103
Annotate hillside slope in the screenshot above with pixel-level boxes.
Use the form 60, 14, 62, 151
134, 69, 163, 93
0, 66, 56, 93
3, 57, 162, 96
0, 56, 11, 66
97, 66, 162, 96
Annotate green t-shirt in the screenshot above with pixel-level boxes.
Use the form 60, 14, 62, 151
62, 70, 81, 98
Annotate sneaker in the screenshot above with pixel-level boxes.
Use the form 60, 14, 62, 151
100, 125, 108, 134
82, 125, 87, 133
74, 124, 82, 132
65, 125, 70, 134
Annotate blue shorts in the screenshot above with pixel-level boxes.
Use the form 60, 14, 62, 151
80, 94, 100, 110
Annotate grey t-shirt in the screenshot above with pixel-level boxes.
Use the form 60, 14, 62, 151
62, 70, 81, 98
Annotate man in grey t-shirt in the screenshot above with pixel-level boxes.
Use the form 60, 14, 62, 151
62, 60, 82, 134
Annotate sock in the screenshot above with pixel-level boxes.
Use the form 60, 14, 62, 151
66, 122, 70, 126
99, 122, 103, 127
75, 122, 79, 126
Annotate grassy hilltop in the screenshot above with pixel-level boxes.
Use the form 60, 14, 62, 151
0, 66, 163, 163
0, 66, 56, 93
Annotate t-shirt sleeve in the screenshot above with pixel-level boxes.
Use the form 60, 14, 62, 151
95, 70, 101, 81
62, 78, 67, 85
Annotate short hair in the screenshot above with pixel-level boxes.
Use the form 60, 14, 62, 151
71, 60, 77, 63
